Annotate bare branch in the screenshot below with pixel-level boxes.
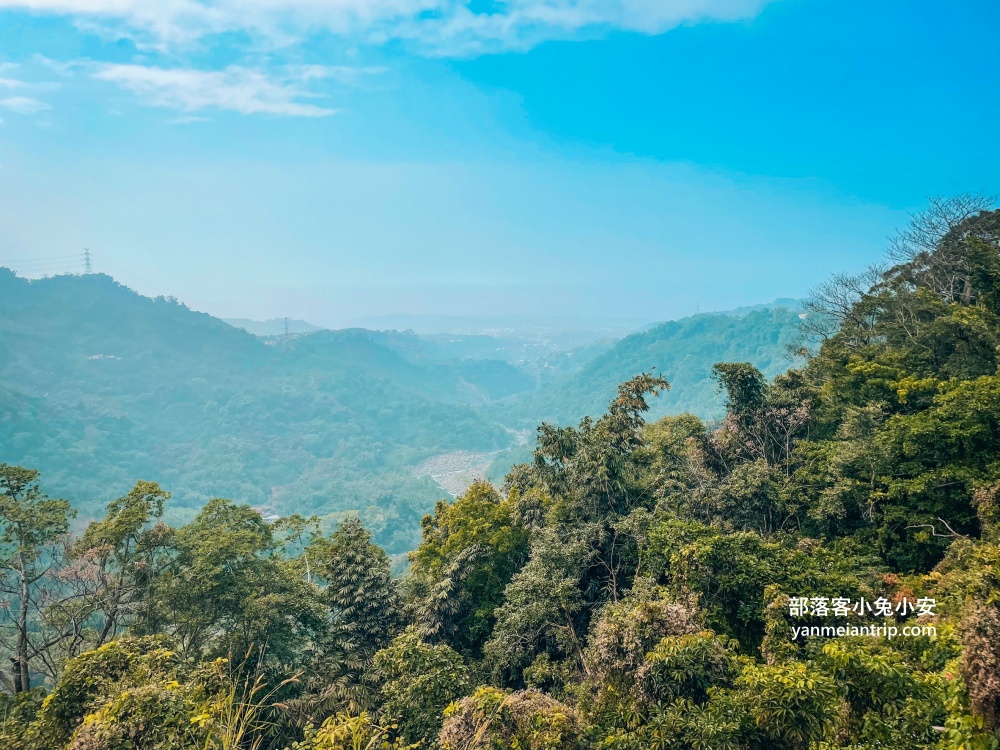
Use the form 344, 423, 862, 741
888, 193, 996, 262
904, 518, 968, 539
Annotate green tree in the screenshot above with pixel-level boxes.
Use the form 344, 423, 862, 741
643, 518, 872, 649
24, 636, 209, 750
734, 662, 840, 750
64, 481, 173, 649
582, 585, 702, 713
290, 711, 416, 750
155, 498, 324, 665
372, 628, 471, 745
407, 480, 529, 654
0, 465, 74, 693
484, 523, 599, 685
309, 516, 403, 660
439, 686, 586, 750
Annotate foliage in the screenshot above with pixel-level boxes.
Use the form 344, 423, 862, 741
582, 586, 702, 711
25, 636, 210, 750
734, 661, 840, 749
439, 686, 587, 750
289, 712, 417, 750
643, 518, 873, 649
309, 517, 403, 660
372, 628, 472, 745
151, 498, 326, 665
0, 463, 75, 692
407, 481, 529, 655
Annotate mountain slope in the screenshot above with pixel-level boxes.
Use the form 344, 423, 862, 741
496, 305, 807, 427
0, 271, 808, 552
0, 271, 520, 551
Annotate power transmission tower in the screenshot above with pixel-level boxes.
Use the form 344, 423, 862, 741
83, 249, 92, 274
284, 317, 290, 338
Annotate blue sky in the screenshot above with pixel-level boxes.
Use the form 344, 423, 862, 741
0, 0, 997, 326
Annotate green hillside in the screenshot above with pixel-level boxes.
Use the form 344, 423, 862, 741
0, 271, 807, 552
0, 271, 520, 552
498, 305, 806, 428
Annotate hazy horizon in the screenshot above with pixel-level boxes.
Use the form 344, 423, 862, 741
0, 264, 806, 333
3, 0, 997, 325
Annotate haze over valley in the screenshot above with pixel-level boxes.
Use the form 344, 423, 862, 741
0, 267, 805, 553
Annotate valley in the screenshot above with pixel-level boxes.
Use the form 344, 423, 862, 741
0, 267, 804, 551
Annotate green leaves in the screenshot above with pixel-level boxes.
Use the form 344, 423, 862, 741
735, 661, 840, 748
439, 687, 587, 750
153, 499, 326, 667
0, 464, 75, 693
0, 463, 74, 564
372, 628, 471, 745
407, 481, 529, 655
308, 516, 403, 660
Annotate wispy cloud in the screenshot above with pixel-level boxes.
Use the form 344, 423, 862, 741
169, 114, 210, 124
0, 0, 776, 52
0, 96, 52, 114
4, 1, 774, 119
33, 55, 85, 76
0, 64, 27, 90
93, 64, 337, 117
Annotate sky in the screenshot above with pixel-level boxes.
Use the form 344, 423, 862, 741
0, 0, 997, 327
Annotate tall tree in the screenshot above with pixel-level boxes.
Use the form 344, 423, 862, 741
0, 465, 73, 693
407, 480, 529, 655
308, 517, 402, 660
156, 498, 324, 663
65, 481, 173, 649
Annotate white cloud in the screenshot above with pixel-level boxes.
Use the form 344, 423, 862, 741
0, 0, 777, 52
92, 64, 337, 116
4, 2, 776, 118
33, 55, 85, 76
0, 65, 28, 89
0, 96, 52, 114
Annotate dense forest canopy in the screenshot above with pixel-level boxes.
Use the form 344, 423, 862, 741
0, 270, 802, 553
0, 197, 998, 748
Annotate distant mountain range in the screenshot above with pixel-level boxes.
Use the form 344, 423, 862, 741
499, 305, 808, 427
223, 317, 324, 336
0, 268, 806, 552
341, 312, 650, 338
0, 271, 514, 552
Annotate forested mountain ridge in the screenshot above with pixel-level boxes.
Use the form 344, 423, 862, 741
499, 304, 807, 427
1, 198, 999, 749
0, 269, 804, 554
0, 270, 518, 551
484, 303, 807, 483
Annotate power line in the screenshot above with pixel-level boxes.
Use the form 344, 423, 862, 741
2, 264, 79, 274
3, 261, 77, 270
2, 257, 79, 266
0, 250, 95, 276
0, 253, 81, 265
